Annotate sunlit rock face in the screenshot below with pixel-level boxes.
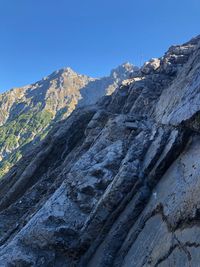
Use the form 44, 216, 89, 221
0, 63, 136, 178
0, 35, 200, 266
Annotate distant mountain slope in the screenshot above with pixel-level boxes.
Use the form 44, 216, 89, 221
0, 63, 137, 176
0, 35, 200, 266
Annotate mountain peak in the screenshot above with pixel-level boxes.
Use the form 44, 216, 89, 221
45, 67, 79, 80
61, 67, 78, 75
110, 62, 139, 79
0, 63, 134, 176
1, 35, 200, 266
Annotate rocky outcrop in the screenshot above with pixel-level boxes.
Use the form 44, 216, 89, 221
0, 63, 136, 178
0, 35, 200, 266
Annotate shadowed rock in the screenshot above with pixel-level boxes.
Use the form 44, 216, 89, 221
0, 35, 200, 266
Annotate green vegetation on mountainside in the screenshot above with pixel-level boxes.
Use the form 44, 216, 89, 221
0, 109, 54, 177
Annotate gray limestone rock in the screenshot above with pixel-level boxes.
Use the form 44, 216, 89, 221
0, 35, 200, 266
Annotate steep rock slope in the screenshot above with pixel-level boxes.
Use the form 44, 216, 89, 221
0, 63, 136, 177
0, 35, 200, 266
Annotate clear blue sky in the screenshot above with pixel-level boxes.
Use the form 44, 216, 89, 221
0, 0, 199, 92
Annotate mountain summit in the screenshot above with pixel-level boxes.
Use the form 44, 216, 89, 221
0, 35, 200, 266
0, 63, 137, 176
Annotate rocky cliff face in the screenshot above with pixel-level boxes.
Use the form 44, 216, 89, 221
0, 63, 136, 177
0, 35, 200, 266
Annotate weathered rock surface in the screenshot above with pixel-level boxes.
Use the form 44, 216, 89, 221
0, 35, 200, 266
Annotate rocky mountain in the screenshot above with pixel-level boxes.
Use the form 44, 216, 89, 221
0, 63, 136, 177
0, 35, 199, 266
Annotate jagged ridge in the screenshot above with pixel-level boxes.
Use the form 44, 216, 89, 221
0, 63, 136, 178
0, 36, 199, 266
